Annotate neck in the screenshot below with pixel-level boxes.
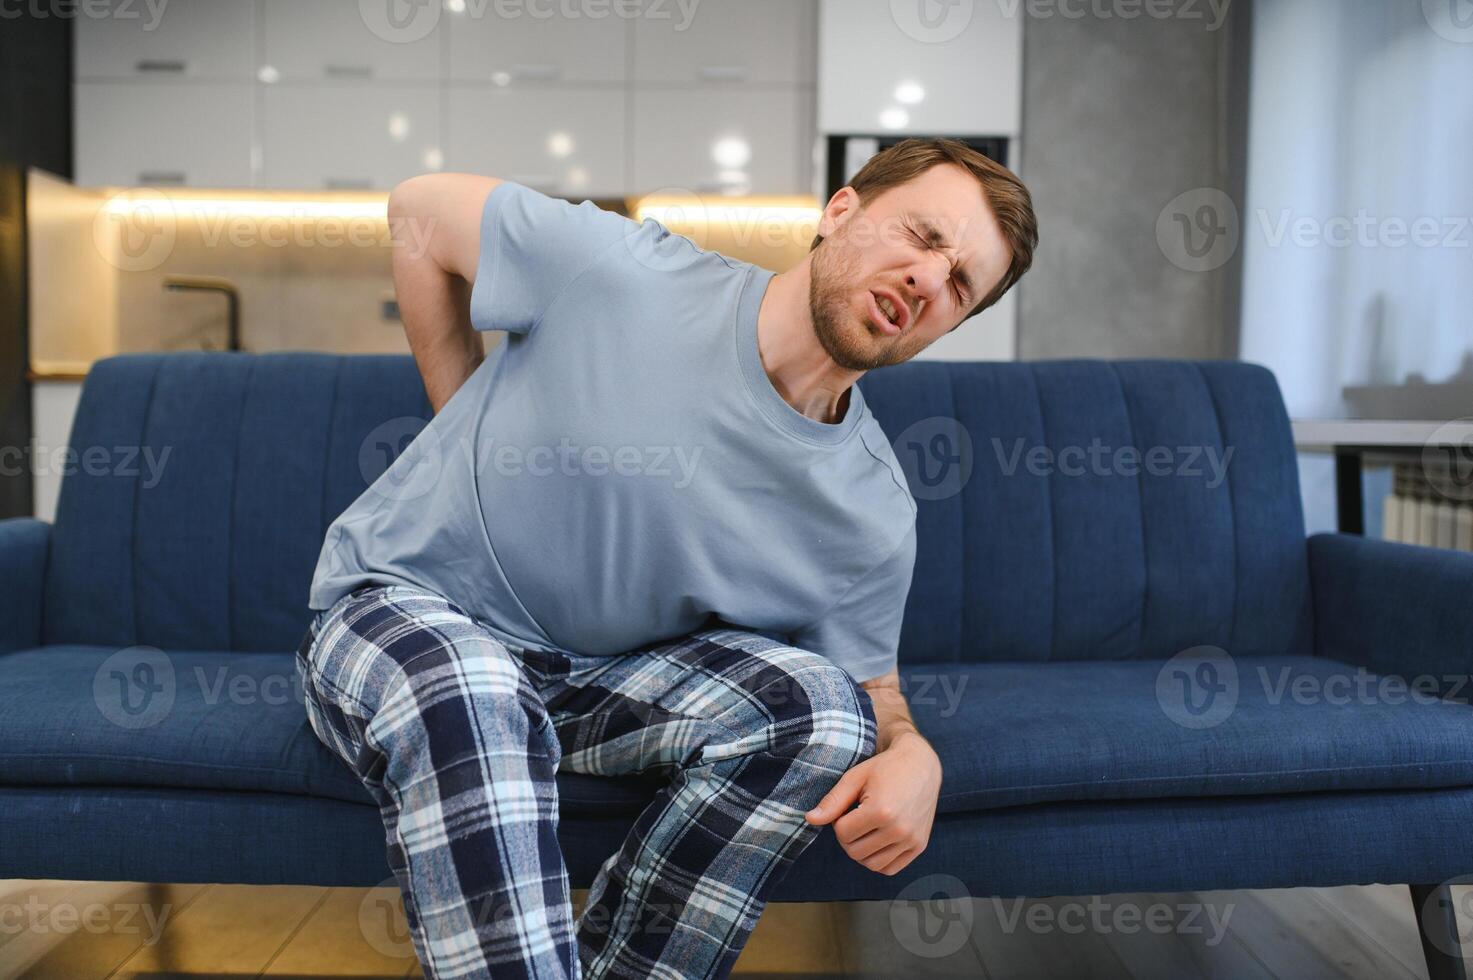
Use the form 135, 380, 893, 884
756, 260, 861, 425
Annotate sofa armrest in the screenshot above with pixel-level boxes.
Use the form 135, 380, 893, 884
0, 518, 49, 653
1309, 532, 1473, 688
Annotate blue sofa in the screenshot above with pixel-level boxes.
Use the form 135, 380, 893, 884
5, 352, 1473, 975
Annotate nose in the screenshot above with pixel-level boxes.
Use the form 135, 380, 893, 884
904, 252, 950, 309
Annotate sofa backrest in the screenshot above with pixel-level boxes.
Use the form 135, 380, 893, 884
45, 353, 1312, 661
45, 353, 430, 653
861, 359, 1313, 664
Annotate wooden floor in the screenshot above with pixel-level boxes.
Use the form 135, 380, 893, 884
0, 879, 1465, 978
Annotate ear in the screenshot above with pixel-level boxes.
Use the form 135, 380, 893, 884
817, 185, 861, 240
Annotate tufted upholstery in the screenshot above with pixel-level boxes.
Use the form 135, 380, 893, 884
44, 352, 1312, 664
862, 359, 1314, 665
45, 353, 430, 652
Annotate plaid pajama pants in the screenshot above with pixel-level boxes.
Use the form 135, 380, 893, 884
295, 583, 879, 980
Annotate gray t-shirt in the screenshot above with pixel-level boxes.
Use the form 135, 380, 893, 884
308, 181, 917, 681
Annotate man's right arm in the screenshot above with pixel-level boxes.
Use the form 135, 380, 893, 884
387, 173, 503, 414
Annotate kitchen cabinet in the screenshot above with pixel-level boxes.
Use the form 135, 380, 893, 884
71, 1, 821, 197
75, 0, 256, 80
632, 88, 812, 195
447, 88, 626, 198
76, 81, 255, 187
262, 84, 441, 189
445, 8, 626, 84
818, 0, 1022, 136
260, 0, 441, 81
632, 0, 815, 85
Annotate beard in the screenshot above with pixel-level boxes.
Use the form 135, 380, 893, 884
808, 234, 928, 372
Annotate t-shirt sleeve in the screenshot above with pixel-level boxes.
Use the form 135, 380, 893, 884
468, 180, 636, 336
790, 522, 917, 684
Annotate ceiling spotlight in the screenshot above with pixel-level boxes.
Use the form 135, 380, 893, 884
894, 81, 925, 105
711, 137, 752, 169
879, 107, 909, 130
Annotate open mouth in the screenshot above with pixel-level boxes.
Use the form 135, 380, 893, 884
868, 289, 910, 335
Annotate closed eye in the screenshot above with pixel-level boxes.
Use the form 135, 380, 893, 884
908, 219, 972, 308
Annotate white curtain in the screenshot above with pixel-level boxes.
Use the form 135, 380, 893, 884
1241, 0, 1473, 532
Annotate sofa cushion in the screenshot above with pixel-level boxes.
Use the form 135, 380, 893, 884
910, 654, 1473, 812
9, 648, 1473, 819
0, 647, 662, 814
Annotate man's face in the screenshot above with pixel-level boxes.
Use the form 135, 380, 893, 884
808, 163, 1013, 371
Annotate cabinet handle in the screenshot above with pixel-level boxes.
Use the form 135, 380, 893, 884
698, 66, 748, 81
324, 177, 374, 190
324, 64, 374, 79
512, 64, 561, 81
139, 171, 187, 185
136, 59, 187, 74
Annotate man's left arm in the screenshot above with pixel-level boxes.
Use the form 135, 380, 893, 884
803, 665, 943, 876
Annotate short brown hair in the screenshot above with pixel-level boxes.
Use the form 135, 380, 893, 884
811, 137, 1038, 317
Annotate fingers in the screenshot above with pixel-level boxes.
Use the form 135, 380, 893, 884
853, 838, 915, 876
877, 845, 919, 876
831, 796, 892, 840
841, 825, 904, 863
805, 765, 869, 826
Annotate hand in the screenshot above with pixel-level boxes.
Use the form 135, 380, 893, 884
803, 730, 942, 876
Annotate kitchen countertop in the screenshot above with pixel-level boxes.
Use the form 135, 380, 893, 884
1292, 418, 1473, 451
28, 360, 92, 382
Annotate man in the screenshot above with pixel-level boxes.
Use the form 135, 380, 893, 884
297, 137, 1036, 979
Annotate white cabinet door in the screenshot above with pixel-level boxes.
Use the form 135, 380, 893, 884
262, 84, 442, 189
632, 88, 811, 195
817, 0, 1022, 136
445, 7, 626, 83
75, 0, 256, 80
447, 88, 626, 198
261, 0, 441, 81
632, 0, 815, 84
75, 82, 255, 187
